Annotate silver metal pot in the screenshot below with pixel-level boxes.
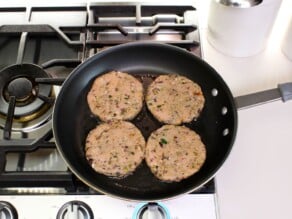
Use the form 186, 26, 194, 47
217, 0, 263, 8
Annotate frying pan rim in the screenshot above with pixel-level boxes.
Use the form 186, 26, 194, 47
52, 42, 238, 201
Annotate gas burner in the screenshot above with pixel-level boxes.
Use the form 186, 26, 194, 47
0, 64, 54, 131
4, 77, 36, 107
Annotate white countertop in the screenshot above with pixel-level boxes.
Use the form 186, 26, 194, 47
197, 0, 292, 219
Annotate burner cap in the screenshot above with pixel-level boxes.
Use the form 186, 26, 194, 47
0, 64, 52, 120
6, 77, 33, 102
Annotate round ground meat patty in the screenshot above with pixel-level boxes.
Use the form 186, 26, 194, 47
87, 71, 144, 121
146, 74, 205, 125
85, 121, 145, 177
145, 125, 206, 182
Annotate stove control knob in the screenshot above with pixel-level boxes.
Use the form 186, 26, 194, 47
56, 201, 93, 219
0, 201, 18, 219
133, 202, 170, 219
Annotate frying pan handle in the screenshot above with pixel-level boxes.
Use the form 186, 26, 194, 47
278, 82, 292, 102
235, 82, 292, 110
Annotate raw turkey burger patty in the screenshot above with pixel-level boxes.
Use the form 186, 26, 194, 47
146, 74, 205, 125
146, 125, 206, 182
85, 121, 145, 177
87, 71, 144, 121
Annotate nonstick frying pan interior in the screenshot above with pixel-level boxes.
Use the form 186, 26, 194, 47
53, 42, 237, 201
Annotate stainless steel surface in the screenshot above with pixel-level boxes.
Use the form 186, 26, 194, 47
216, 0, 263, 8
0, 2, 217, 218
0, 194, 218, 219
0, 2, 201, 175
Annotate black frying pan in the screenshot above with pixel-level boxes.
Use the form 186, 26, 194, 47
53, 42, 237, 201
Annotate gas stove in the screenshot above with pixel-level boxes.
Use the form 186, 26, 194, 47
0, 2, 218, 219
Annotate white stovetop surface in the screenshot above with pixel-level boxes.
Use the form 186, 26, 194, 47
197, 0, 292, 219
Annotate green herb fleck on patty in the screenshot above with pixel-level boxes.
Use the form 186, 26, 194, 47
160, 138, 168, 145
